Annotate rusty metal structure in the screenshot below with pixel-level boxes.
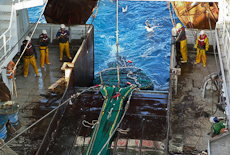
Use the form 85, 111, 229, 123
44, 0, 98, 24
171, 2, 218, 29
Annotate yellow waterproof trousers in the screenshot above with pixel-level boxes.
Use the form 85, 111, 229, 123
23, 56, 39, 76
196, 49, 206, 66
59, 41, 71, 59
39, 46, 50, 67
180, 39, 188, 61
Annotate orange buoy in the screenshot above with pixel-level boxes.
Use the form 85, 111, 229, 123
7, 61, 16, 79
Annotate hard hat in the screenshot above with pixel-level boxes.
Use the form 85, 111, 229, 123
176, 23, 182, 30
200, 30, 205, 35
42, 29, 47, 34
25, 36, 30, 41
60, 24, 65, 29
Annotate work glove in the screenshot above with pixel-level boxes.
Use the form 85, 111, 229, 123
205, 50, 208, 54
35, 55, 38, 60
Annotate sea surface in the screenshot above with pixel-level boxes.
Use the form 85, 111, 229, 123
28, 1, 180, 91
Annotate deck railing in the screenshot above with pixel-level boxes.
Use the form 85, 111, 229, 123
215, 0, 230, 129
14, 0, 45, 10
0, 4, 14, 65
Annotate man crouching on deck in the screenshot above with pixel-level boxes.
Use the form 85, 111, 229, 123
20, 36, 40, 78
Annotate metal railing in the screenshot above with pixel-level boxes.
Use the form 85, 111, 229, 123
0, 4, 13, 56
215, 0, 230, 128
221, 21, 230, 74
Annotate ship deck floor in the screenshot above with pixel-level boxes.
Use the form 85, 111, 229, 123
169, 50, 225, 154
45, 89, 169, 155
8, 46, 76, 154
7, 44, 170, 155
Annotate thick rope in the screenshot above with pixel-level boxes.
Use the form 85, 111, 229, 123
117, 127, 130, 134
116, 0, 120, 89
82, 120, 98, 128
97, 87, 137, 155
99, 66, 137, 73
182, 2, 196, 40
12, 78, 18, 103
89, 0, 101, 25
120, 56, 127, 67
167, 2, 175, 28
85, 92, 109, 155
0, 85, 100, 150
127, 71, 141, 87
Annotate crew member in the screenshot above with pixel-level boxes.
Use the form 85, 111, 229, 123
20, 36, 39, 78
56, 24, 72, 61
174, 23, 188, 63
194, 30, 209, 67
38, 29, 51, 68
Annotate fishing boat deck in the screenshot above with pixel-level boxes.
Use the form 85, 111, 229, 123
169, 49, 225, 154
8, 45, 76, 154
43, 89, 169, 155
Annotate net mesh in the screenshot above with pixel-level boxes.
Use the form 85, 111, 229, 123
93, 56, 153, 90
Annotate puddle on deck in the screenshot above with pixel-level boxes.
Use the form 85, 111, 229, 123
9, 94, 61, 155
44, 91, 168, 155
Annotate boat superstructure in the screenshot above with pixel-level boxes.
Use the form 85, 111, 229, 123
171, 1, 218, 29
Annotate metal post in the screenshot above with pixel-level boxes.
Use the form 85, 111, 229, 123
3, 35, 6, 55
50, 26, 53, 43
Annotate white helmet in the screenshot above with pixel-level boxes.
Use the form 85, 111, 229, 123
42, 29, 47, 34
25, 36, 30, 41
60, 24, 65, 29
200, 30, 205, 35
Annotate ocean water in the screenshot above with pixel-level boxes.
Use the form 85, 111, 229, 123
28, 1, 180, 91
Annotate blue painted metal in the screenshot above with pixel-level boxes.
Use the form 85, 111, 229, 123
0, 114, 8, 140
8, 111, 19, 129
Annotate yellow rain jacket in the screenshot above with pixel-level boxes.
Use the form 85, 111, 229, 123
195, 35, 209, 66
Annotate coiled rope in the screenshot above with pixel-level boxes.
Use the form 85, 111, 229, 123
82, 120, 98, 128
127, 71, 141, 87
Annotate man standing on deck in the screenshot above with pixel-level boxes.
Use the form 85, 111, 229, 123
194, 30, 209, 67
20, 36, 40, 78
56, 24, 72, 61
174, 23, 188, 63
38, 29, 51, 68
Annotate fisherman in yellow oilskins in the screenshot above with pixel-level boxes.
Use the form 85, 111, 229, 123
38, 29, 51, 68
20, 36, 39, 78
56, 24, 72, 61
173, 23, 188, 63
194, 30, 209, 67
